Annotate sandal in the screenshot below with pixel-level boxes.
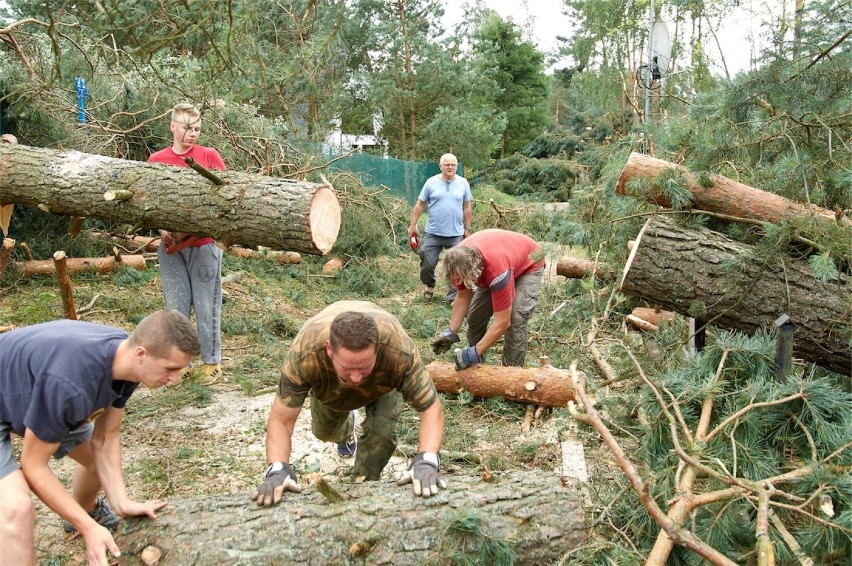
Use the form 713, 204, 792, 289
422, 290, 434, 302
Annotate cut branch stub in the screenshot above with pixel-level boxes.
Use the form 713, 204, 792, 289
0, 143, 341, 254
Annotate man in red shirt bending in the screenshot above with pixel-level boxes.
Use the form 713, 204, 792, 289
148, 103, 226, 385
431, 229, 545, 369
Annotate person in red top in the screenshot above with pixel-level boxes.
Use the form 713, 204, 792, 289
148, 103, 226, 385
431, 229, 545, 369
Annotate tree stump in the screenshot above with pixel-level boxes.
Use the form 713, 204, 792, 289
115, 471, 586, 565
0, 143, 341, 254
620, 215, 850, 374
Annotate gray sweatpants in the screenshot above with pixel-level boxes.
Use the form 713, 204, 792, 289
157, 242, 222, 364
466, 267, 544, 367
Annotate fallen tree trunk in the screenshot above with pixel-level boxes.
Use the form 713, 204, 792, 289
621, 215, 850, 374
616, 152, 849, 227
19, 254, 146, 276
426, 360, 575, 407
556, 255, 614, 281
0, 143, 340, 254
116, 471, 586, 565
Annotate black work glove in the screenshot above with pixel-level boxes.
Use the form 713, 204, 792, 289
431, 327, 460, 354
453, 346, 481, 370
251, 462, 301, 506
397, 452, 447, 497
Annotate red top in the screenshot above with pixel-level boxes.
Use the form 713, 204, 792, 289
454, 229, 544, 312
148, 145, 226, 247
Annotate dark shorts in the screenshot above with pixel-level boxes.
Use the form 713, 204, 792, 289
0, 421, 94, 480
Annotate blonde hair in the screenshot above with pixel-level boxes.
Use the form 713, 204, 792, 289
441, 245, 482, 290
171, 103, 201, 124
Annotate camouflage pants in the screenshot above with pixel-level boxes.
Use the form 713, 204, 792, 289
310, 391, 404, 480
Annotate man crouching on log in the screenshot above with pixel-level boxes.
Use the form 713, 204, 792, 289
0, 310, 200, 566
252, 300, 446, 505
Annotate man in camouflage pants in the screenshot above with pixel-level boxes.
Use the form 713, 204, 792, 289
251, 301, 446, 504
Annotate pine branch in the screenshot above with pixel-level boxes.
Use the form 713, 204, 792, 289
568, 362, 739, 566
704, 392, 807, 443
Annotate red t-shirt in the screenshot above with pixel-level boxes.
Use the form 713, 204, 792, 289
455, 229, 544, 312
148, 144, 226, 247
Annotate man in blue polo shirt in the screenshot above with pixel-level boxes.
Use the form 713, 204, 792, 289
0, 310, 199, 566
408, 152, 473, 302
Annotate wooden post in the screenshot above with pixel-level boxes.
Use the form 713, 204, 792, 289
0, 238, 14, 277
52, 251, 78, 320
773, 314, 796, 381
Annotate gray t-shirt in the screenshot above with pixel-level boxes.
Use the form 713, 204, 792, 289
0, 320, 137, 442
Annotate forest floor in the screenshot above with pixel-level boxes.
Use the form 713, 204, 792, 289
2, 241, 623, 565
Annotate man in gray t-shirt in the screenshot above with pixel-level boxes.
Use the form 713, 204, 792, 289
0, 310, 199, 565
408, 152, 472, 302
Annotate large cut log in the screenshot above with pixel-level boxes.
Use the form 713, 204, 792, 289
115, 471, 586, 565
0, 143, 341, 254
616, 152, 849, 226
621, 215, 850, 374
426, 360, 575, 407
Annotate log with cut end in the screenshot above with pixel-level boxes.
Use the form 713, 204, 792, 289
616, 152, 848, 226
0, 143, 341, 254
627, 307, 676, 331
426, 360, 575, 407
225, 244, 301, 264
556, 255, 614, 280
620, 215, 850, 374
115, 471, 586, 565
19, 255, 146, 276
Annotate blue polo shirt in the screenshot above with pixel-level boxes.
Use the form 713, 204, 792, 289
417, 174, 472, 237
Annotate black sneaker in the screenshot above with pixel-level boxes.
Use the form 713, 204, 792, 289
62, 497, 120, 533
337, 410, 358, 458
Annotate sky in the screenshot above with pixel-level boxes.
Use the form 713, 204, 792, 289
441, 0, 782, 77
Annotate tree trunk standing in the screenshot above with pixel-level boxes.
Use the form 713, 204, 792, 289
0, 144, 341, 254
115, 472, 586, 565
615, 152, 848, 227
426, 361, 576, 407
620, 216, 850, 375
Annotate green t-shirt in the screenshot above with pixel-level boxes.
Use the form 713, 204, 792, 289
277, 301, 437, 413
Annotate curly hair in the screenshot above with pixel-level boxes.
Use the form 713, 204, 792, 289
441, 245, 482, 290
329, 311, 379, 352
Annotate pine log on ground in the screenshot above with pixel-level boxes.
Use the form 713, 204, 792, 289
621, 215, 850, 374
0, 143, 340, 254
426, 361, 575, 407
626, 307, 676, 332
555, 255, 614, 280
19, 255, 146, 276
616, 152, 849, 226
225, 244, 301, 264
115, 471, 586, 566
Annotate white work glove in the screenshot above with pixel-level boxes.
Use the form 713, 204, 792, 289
397, 452, 447, 497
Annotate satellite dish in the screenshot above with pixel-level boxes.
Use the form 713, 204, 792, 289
651, 22, 671, 79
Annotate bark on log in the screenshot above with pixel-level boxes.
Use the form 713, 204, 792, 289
426, 361, 575, 407
616, 152, 849, 226
621, 215, 850, 375
20, 255, 146, 276
0, 144, 341, 254
555, 255, 614, 280
115, 471, 586, 566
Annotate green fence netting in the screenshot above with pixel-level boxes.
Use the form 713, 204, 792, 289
296, 142, 464, 204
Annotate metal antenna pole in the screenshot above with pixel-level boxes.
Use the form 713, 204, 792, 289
643, 1, 655, 154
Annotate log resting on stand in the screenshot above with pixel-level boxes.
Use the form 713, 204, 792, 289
0, 143, 341, 254
426, 360, 576, 407
115, 471, 586, 565
620, 215, 850, 375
